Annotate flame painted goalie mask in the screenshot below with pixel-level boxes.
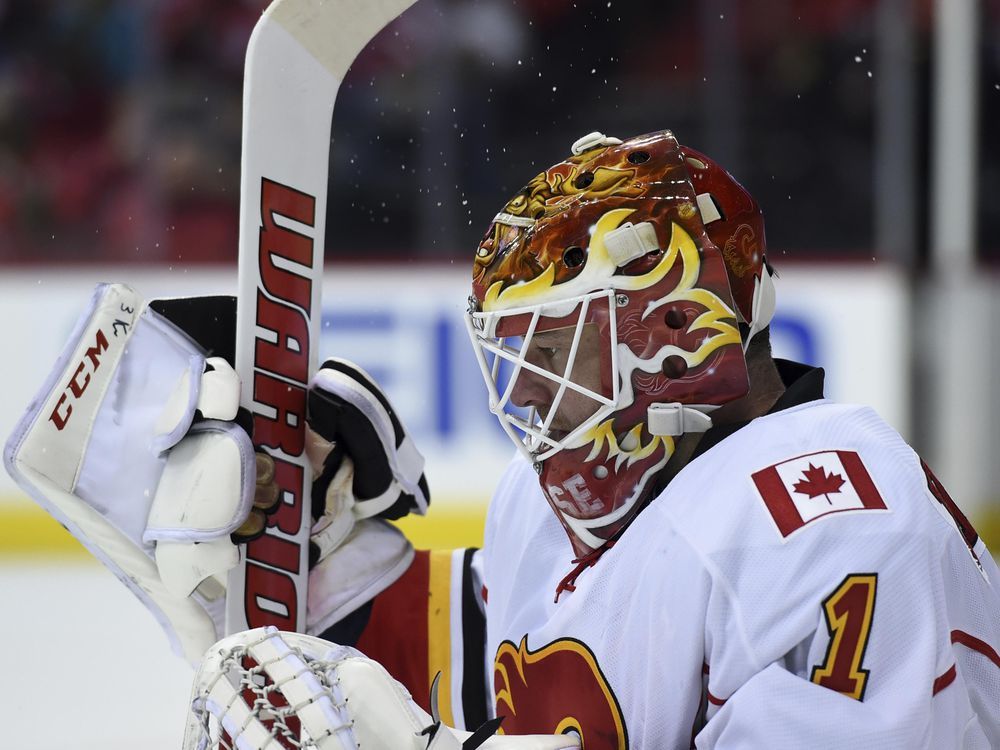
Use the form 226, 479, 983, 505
465, 131, 775, 557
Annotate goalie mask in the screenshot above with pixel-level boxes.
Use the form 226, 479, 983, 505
465, 130, 775, 557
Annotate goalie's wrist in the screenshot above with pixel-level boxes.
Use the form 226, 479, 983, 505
306, 518, 415, 636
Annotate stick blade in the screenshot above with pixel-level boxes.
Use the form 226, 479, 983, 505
266, 0, 418, 79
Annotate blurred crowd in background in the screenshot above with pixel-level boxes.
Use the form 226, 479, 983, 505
0, 0, 999, 266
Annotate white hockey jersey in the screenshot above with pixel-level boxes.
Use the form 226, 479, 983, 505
481, 397, 1000, 749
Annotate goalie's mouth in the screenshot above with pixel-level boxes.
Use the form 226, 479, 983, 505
522, 425, 567, 455
544, 427, 570, 442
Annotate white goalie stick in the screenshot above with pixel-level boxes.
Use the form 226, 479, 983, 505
227, 0, 418, 636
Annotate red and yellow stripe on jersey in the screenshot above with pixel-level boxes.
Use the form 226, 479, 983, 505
351, 548, 488, 731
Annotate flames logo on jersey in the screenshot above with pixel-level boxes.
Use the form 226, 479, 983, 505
494, 636, 627, 749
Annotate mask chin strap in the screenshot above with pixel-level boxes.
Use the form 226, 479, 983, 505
646, 403, 716, 436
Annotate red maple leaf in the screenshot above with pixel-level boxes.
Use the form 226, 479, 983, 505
793, 463, 846, 505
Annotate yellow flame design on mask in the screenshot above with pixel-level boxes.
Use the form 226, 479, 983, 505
483, 208, 740, 370
641, 219, 742, 363
486, 208, 743, 454
484, 208, 657, 311
571, 420, 676, 472
497, 166, 638, 224
482, 208, 738, 321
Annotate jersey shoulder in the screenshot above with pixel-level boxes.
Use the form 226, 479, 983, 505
657, 399, 940, 553
649, 399, 997, 645
646, 400, 1000, 707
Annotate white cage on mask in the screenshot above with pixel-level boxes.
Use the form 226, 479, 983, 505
465, 289, 621, 465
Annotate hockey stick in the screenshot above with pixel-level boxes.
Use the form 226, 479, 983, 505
228, 0, 418, 636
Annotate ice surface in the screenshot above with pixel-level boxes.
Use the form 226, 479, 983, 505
2, 562, 192, 750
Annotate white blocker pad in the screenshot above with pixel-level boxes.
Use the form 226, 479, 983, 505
3, 283, 254, 663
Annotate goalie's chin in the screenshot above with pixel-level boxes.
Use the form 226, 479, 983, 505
544, 428, 571, 442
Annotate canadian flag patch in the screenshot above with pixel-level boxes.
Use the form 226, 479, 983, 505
751, 450, 888, 539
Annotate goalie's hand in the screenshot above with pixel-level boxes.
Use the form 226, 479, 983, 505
306, 358, 430, 563
230, 451, 282, 544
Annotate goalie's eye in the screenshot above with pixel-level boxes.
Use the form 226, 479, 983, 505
529, 327, 577, 362
528, 339, 562, 359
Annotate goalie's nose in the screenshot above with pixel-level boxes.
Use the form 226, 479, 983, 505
510, 365, 556, 413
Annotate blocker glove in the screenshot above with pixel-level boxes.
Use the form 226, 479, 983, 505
303, 358, 431, 636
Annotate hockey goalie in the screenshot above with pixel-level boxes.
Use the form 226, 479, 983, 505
7, 127, 1000, 748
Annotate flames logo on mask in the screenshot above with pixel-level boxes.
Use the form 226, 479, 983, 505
494, 636, 628, 749
559, 214, 740, 467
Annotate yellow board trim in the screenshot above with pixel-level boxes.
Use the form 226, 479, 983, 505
10, 489, 997, 559
0, 504, 92, 559
392, 503, 487, 550
0, 496, 488, 557
427, 549, 454, 726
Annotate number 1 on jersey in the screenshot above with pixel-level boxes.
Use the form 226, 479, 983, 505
811, 573, 878, 700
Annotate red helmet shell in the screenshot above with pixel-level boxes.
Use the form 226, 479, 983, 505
681, 146, 768, 325
470, 131, 767, 556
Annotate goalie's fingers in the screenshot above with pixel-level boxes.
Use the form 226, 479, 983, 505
231, 509, 267, 544
308, 359, 429, 516
256, 452, 275, 485
308, 383, 393, 500
254, 453, 281, 515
